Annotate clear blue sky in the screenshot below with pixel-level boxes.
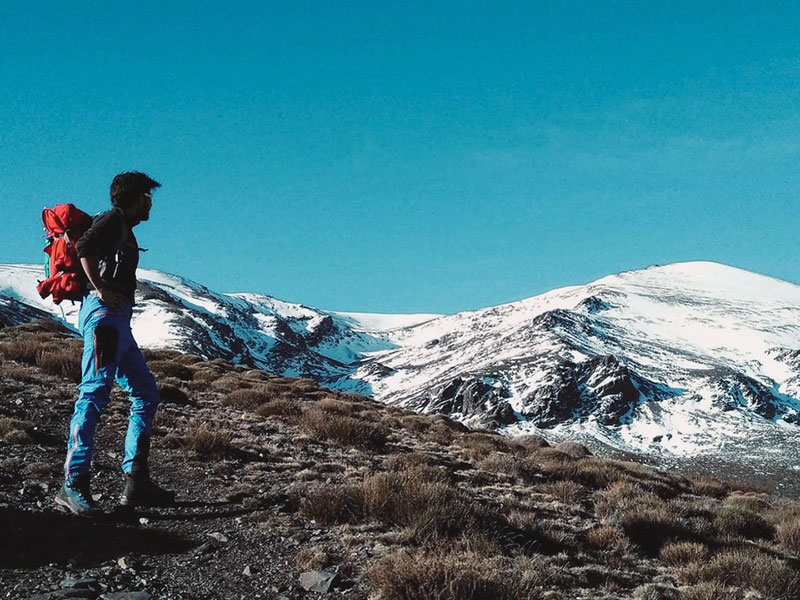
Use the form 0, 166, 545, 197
2, 2, 798, 314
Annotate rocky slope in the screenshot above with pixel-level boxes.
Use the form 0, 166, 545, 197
2, 262, 800, 488
2, 322, 799, 599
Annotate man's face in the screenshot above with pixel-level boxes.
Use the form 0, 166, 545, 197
136, 192, 153, 221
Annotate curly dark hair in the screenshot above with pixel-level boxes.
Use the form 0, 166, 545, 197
110, 171, 161, 209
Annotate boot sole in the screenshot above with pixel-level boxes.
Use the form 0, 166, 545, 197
55, 494, 103, 518
119, 495, 176, 508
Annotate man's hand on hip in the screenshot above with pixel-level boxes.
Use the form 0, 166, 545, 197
97, 287, 125, 311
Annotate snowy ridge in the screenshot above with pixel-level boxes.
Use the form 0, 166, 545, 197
2, 261, 800, 474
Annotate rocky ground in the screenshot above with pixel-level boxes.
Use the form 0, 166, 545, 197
1, 321, 800, 600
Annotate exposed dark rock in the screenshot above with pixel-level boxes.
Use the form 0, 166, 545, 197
305, 315, 335, 346
427, 376, 516, 427
523, 355, 646, 428
708, 370, 782, 420
577, 295, 611, 313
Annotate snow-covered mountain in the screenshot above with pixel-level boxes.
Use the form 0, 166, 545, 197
3, 261, 800, 484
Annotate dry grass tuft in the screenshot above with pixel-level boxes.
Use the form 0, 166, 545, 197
222, 387, 273, 409
681, 582, 745, 600
477, 452, 516, 475
366, 549, 547, 600
35, 347, 82, 383
385, 452, 428, 471
713, 505, 773, 539
658, 541, 709, 566
255, 399, 302, 419
698, 547, 800, 598
302, 484, 366, 524
0, 417, 34, 443
301, 406, 388, 449
585, 525, 631, 552
689, 475, 730, 499
183, 420, 235, 456
539, 480, 587, 504
158, 384, 193, 406
0, 335, 46, 364
632, 584, 681, 600
147, 360, 195, 381
456, 432, 511, 461
776, 516, 800, 555
595, 481, 664, 521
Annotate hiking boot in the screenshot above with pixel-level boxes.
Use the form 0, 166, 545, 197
120, 473, 176, 507
55, 474, 103, 517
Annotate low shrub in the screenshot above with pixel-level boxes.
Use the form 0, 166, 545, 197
658, 541, 709, 566
366, 549, 556, 600
699, 547, 800, 598
776, 516, 800, 555
540, 480, 587, 504
595, 481, 665, 522
147, 360, 195, 381
223, 387, 273, 409
183, 421, 235, 456
585, 526, 630, 552
158, 384, 193, 406
689, 476, 730, 499
302, 484, 366, 524
456, 432, 511, 461
713, 505, 773, 539
301, 406, 388, 449
36, 348, 82, 383
0, 336, 45, 364
0, 417, 34, 443
255, 399, 302, 419
385, 452, 428, 471
680, 582, 745, 600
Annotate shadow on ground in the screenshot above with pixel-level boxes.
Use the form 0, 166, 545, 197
0, 506, 196, 568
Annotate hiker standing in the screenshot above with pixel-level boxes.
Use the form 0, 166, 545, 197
56, 171, 174, 517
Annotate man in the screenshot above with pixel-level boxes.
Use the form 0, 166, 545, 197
56, 171, 174, 517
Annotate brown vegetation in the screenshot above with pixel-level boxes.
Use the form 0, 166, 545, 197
301, 406, 388, 449
2, 321, 800, 600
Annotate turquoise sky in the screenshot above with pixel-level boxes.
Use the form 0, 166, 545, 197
2, 2, 798, 313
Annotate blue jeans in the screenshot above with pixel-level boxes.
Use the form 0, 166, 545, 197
64, 294, 160, 480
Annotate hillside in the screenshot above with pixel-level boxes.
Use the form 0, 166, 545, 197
3, 262, 800, 495
1, 322, 800, 599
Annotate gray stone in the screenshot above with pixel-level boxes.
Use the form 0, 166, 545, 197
30, 591, 94, 600
209, 531, 228, 543
299, 570, 340, 593
100, 592, 151, 600
554, 441, 592, 458
61, 577, 100, 591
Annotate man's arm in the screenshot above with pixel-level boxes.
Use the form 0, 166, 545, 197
80, 256, 125, 311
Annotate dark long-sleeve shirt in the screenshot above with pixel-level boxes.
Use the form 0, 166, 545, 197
75, 208, 141, 302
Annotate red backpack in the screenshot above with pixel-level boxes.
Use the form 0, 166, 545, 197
36, 204, 93, 304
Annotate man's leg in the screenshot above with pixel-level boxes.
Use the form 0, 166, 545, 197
58, 299, 124, 516
116, 341, 174, 506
